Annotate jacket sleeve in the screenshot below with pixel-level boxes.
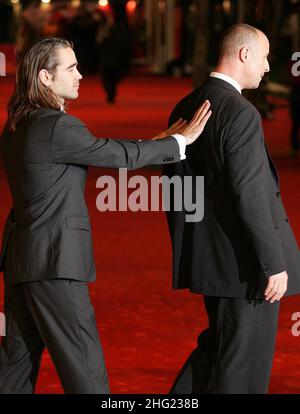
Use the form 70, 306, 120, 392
51, 113, 180, 169
224, 106, 286, 277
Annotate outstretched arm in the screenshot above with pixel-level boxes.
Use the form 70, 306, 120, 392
52, 101, 211, 170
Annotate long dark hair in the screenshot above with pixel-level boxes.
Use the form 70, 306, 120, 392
7, 37, 72, 132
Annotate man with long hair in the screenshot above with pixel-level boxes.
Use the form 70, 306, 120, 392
0, 37, 211, 393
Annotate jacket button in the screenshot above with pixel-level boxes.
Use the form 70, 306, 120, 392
262, 264, 270, 272
276, 192, 281, 197
163, 156, 173, 162
285, 218, 289, 222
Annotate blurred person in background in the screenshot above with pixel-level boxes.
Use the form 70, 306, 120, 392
68, 0, 100, 75
43, 0, 74, 39
98, 22, 132, 104
15, 0, 48, 62
0, 0, 14, 43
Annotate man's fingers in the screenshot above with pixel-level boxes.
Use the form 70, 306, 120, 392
269, 289, 285, 303
199, 110, 212, 126
267, 286, 283, 301
265, 284, 279, 300
270, 294, 281, 303
168, 119, 187, 133
265, 282, 287, 302
265, 277, 277, 294
265, 280, 277, 299
265, 289, 276, 301
191, 100, 211, 123
168, 118, 184, 129
153, 118, 188, 140
266, 291, 282, 302
265, 280, 275, 294
172, 118, 183, 126
267, 293, 278, 303
264, 271, 288, 302
189, 108, 212, 130
190, 110, 212, 136
195, 101, 211, 123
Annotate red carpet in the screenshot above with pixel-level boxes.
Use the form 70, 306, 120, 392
0, 74, 300, 393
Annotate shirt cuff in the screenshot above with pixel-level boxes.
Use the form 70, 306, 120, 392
172, 134, 186, 160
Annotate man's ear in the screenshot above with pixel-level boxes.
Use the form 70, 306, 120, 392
38, 69, 51, 87
240, 47, 249, 63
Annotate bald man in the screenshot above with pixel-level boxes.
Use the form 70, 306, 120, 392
163, 24, 300, 394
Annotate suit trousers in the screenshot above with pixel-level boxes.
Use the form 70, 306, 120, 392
0, 279, 109, 394
170, 295, 280, 394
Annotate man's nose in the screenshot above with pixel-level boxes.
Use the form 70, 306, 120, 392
76, 69, 83, 80
265, 61, 270, 73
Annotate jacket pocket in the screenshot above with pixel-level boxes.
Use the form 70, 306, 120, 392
65, 215, 90, 231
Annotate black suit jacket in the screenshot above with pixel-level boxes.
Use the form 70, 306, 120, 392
0, 108, 181, 284
163, 77, 300, 299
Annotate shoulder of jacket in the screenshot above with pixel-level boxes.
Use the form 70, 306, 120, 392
54, 112, 85, 128
223, 93, 260, 121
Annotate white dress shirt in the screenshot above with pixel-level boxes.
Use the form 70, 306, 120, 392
210, 71, 242, 94
171, 134, 186, 160
139, 134, 186, 160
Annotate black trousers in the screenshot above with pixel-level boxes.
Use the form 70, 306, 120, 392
170, 296, 280, 394
0, 279, 109, 394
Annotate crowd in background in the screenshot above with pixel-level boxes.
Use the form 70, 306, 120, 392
15, 0, 133, 103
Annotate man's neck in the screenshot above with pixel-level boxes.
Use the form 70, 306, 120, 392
211, 69, 242, 94
214, 66, 244, 90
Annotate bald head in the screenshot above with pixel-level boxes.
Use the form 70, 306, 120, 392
215, 23, 270, 90
219, 23, 263, 59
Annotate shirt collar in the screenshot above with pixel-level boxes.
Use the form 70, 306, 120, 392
210, 72, 242, 94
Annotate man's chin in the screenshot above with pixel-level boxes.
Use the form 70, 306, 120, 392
251, 80, 261, 89
257, 77, 264, 87
66, 93, 79, 100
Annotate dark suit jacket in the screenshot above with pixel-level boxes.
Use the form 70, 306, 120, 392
0, 108, 180, 284
163, 77, 300, 299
